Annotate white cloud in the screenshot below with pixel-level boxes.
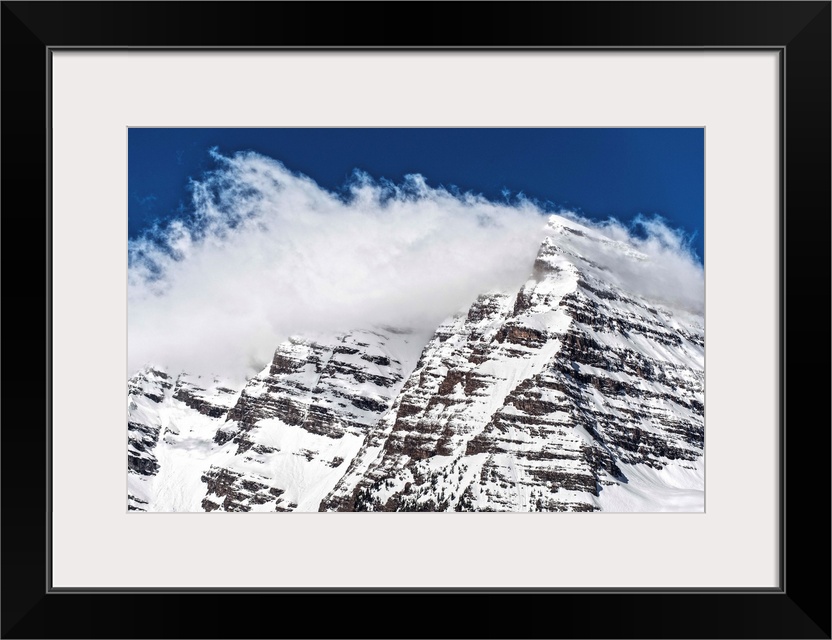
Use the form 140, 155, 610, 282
128, 151, 702, 383
556, 211, 704, 315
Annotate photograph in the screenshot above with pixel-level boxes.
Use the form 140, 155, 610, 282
127, 127, 705, 513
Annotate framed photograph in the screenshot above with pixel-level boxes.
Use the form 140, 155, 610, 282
125, 126, 707, 518
2, 2, 829, 638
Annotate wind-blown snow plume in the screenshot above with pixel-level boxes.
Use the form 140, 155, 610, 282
128, 150, 702, 382
556, 211, 704, 315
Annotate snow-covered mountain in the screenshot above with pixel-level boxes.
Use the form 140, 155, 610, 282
128, 216, 704, 512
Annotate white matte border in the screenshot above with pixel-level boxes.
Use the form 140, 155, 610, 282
51, 51, 779, 588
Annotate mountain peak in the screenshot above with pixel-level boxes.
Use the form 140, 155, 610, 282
128, 219, 704, 513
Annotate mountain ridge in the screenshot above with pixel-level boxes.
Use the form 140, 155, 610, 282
128, 215, 705, 512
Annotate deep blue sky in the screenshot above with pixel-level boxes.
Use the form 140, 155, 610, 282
128, 128, 704, 259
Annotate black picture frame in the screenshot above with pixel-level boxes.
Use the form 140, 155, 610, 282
2, 2, 829, 638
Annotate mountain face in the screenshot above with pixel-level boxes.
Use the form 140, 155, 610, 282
128, 216, 704, 513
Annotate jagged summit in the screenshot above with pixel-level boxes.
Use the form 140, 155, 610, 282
128, 219, 704, 512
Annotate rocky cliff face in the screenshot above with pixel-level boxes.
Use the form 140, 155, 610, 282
199, 328, 424, 512
127, 371, 240, 511
128, 216, 704, 512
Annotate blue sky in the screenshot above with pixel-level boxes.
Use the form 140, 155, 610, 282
128, 128, 704, 259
